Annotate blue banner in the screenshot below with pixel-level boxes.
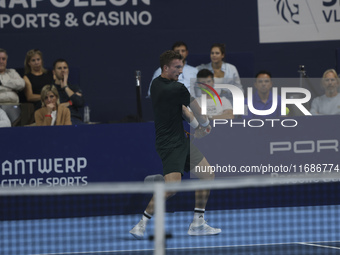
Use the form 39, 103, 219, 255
1, 116, 339, 188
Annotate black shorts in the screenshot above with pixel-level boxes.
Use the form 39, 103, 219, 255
157, 138, 204, 176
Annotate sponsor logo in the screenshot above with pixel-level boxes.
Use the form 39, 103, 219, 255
270, 139, 339, 154
275, 0, 300, 24
259, 0, 340, 43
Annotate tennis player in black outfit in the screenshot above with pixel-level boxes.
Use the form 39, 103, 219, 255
130, 50, 221, 238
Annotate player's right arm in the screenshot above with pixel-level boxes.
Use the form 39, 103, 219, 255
182, 105, 195, 123
189, 99, 210, 126
180, 85, 211, 138
183, 102, 212, 139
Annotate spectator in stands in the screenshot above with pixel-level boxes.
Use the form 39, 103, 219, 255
196, 43, 243, 103
195, 69, 234, 119
147, 41, 197, 97
23, 49, 54, 109
0, 48, 25, 103
243, 70, 282, 119
0, 107, 11, 127
310, 69, 340, 115
52, 59, 84, 125
35, 85, 71, 126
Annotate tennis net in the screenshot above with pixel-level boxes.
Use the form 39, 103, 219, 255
1, 174, 340, 255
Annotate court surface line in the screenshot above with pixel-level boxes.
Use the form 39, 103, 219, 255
30, 241, 340, 255
30, 248, 155, 255
298, 242, 340, 250
165, 241, 337, 251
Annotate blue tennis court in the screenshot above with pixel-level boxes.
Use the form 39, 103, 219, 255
2, 204, 339, 255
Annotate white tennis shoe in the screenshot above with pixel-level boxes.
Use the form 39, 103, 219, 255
188, 221, 221, 236
129, 220, 146, 239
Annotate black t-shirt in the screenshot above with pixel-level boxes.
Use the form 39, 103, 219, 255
151, 76, 194, 150
26, 71, 54, 95
54, 83, 84, 120
25, 71, 54, 109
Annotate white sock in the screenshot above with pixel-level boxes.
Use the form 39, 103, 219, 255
192, 208, 205, 225
142, 211, 152, 224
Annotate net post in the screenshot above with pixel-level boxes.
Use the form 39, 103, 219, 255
154, 182, 165, 255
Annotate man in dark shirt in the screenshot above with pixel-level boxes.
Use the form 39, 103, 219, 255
243, 70, 282, 119
52, 59, 84, 125
130, 50, 221, 239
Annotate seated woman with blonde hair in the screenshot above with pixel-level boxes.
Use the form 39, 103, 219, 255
35, 85, 72, 126
23, 49, 53, 109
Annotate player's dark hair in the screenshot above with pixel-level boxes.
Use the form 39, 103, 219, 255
53, 58, 69, 70
159, 50, 182, 70
210, 43, 226, 56
255, 70, 272, 78
197, 69, 214, 79
171, 41, 188, 51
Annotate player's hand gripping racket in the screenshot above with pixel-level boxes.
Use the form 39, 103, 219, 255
194, 124, 212, 139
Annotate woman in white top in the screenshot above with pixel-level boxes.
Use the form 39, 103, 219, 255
196, 43, 243, 102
